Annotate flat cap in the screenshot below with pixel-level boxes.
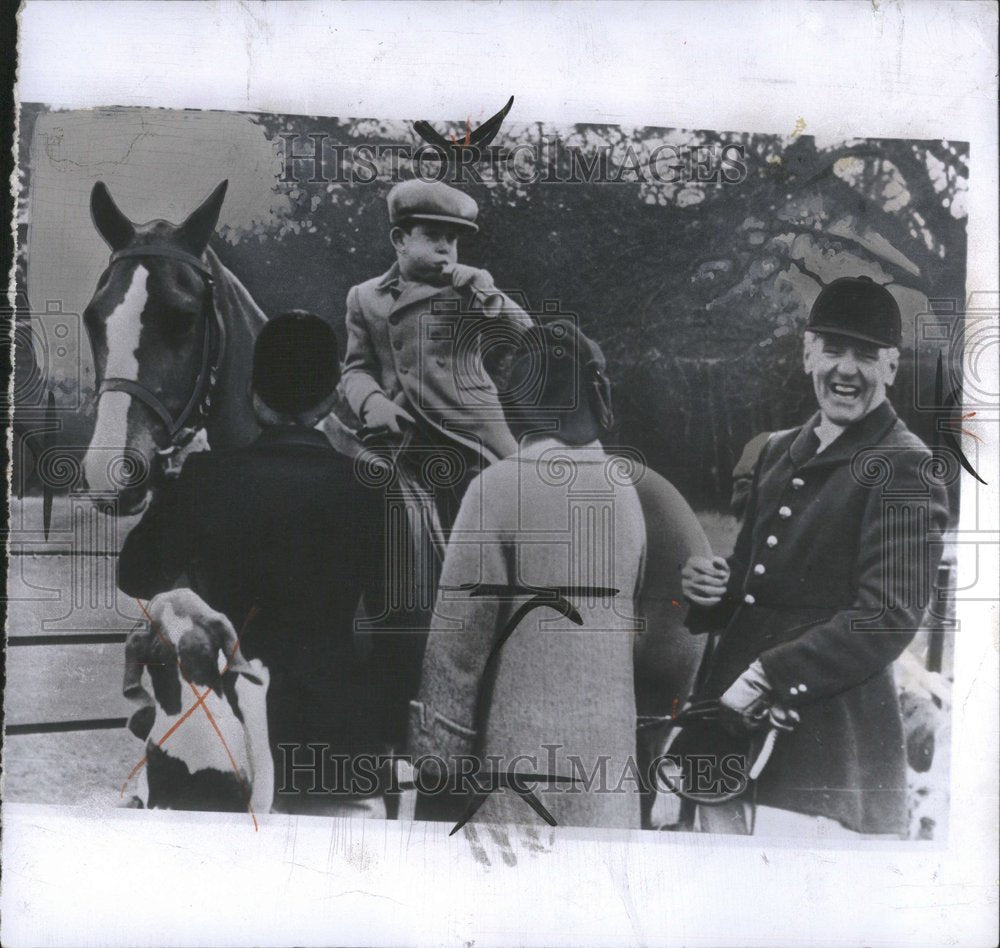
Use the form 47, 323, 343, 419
387, 179, 479, 233
808, 276, 902, 348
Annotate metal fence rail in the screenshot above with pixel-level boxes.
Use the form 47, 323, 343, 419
6, 620, 135, 734
4, 535, 956, 738
6, 718, 129, 736
7, 538, 136, 736
8, 632, 130, 646
9, 549, 119, 556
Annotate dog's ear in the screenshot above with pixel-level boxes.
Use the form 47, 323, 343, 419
206, 613, 263, 685
123, 626, 157, 740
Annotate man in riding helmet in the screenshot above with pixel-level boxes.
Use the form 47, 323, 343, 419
681, 277, 950, 837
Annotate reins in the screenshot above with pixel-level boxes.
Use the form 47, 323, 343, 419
638, 699, 786, 806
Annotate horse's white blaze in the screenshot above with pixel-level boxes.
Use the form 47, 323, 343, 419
84, 266, 149, 492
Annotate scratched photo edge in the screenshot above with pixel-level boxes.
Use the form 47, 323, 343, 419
2, 100, 969, 851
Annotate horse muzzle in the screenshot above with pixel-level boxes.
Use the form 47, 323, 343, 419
81, 446, 155, 516
113, 486, 152, 517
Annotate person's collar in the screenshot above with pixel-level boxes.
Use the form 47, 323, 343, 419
377, 261, 449, 307
254, 424, 333, 449
376, 261, 402, 290
516, 435, 605, 460
814, 416, 846, 453
788, 400, 898, 468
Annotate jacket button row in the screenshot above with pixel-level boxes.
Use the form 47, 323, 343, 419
791, 477, 805, 490
778, 506, 792, 519
789, 682, 808, 696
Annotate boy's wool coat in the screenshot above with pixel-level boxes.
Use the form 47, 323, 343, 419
341, 263, 532, 462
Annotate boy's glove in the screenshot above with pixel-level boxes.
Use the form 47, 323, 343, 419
444, 265, 507, 315
362, 393, 416, 435
444, 264, 494, 291
154, 428, 210, 485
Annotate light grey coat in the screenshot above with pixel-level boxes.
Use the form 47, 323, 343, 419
409, 438, 647, 829
340, 263, 532, 463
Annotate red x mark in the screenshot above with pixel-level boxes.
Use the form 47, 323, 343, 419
449, 116, 472, 145
121, 599, 261, 830
954, 410, 983, 442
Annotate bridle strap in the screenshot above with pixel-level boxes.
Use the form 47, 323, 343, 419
98, 377, 176, 433
109, 244, 214, 279
96, 246, 224, 442
98, 303, 215, 439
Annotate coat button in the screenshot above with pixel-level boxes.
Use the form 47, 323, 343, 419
779, 506, 792, 519
766, 535, 778, 547
789, 686, 799, 696
389, 313, 401, 325
798, 683, 808, 693
791, 477, 805, 489
393, 340, 403, 350
399, 366, 409, 375
753, 564, 766, 575
743, 593, 756, 605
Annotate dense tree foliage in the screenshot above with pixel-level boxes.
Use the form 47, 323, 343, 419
13, 108, 968, 508
224, 116, 967, 507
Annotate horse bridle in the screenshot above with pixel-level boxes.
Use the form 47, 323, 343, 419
95, 244, 226, 451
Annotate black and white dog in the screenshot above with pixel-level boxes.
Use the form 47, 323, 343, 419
122, 589, 273, 815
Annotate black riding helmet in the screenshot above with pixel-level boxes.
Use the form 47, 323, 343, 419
252, 310, 340, 415
807, 276, 902, 348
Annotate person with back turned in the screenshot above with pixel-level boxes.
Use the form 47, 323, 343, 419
409, 318, 711, 829
119, 311, 390, 817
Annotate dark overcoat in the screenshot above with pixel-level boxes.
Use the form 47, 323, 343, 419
687, 401, 949, 834
118, 426, 394, 765
340, 263, 532, 463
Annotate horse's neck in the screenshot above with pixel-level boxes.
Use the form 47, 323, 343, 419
201, 246, 364, 461
203, 247, 266, 450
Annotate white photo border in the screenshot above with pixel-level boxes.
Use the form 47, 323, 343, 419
4, 2, 998, 946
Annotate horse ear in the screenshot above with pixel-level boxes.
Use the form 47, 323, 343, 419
176, 180, 228, 254
91, 181, 135, 251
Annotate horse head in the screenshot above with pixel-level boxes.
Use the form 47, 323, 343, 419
83, 180, 234, 514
